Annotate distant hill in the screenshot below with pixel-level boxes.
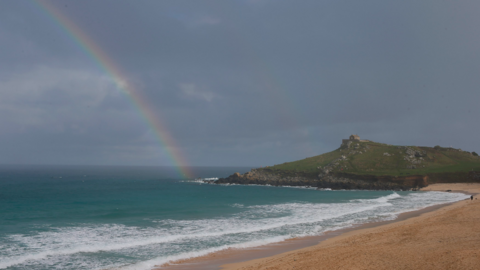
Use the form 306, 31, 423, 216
271, 140, 480, 176
212, 137, 480, 190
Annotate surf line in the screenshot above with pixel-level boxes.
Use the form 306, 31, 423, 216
33, 0, 192, 178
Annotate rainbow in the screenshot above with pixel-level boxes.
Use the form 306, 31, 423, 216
33, 0, 192, 178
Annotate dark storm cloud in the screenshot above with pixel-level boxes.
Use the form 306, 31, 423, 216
1, 0, 479, 167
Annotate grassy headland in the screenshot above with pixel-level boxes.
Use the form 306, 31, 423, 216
214, 140, 480, 189
268, 141, 480, 178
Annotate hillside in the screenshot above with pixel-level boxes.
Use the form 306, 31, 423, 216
269, 141, 480, 177
212, 138, 480, 190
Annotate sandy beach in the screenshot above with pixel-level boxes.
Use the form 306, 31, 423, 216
221, 183, 480, 270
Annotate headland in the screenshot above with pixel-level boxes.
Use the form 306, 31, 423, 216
208, 135, 480, 190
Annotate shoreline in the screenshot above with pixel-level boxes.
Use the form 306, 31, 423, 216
155, 183, 479, 270
223, 183, 480, 270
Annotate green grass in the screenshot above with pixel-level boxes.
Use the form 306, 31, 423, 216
263, 141, 480, 177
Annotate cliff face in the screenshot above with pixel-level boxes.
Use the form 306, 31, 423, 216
211, 169, 427, 190
209, 169, 480, 191
212, 169, 320, 188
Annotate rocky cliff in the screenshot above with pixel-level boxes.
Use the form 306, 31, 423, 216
210, 169, 426, 190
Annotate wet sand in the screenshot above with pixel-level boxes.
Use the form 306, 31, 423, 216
156, 183, 480, 270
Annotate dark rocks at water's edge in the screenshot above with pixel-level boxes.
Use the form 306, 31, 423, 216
204, 169, 425, 191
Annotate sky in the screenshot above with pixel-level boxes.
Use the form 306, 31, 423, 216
1, 0, 479, 168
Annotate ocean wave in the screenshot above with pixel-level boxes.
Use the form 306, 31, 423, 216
0, 191, 468, 270
352, 192, 401, 204
182, 177, 219, 183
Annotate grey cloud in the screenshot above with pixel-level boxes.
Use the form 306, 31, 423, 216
1, 0, 479, 167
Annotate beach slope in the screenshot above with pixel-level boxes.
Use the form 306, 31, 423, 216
222, 183, 480, 270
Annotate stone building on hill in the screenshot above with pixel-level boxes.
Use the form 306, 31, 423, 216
349, 134, 360, 141
342, 134, 369, 146
342, 134, 360, 144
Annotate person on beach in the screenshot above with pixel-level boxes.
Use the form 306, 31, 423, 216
471, 195, 474, 200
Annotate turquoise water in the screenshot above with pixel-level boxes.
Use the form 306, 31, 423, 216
0, 165, 469, 270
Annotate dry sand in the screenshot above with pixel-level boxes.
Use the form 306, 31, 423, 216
221, 183, 480, 270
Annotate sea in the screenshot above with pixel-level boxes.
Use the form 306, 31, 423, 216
0, 165, 469, 270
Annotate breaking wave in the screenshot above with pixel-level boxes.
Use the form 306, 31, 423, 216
0, 191, 468, 270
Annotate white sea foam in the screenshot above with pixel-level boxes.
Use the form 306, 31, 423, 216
278, 185, 318, 190
215, 183, 318, 189
0, 191, 468, 270
183, 177, 219, 183
116, 236, 289, 270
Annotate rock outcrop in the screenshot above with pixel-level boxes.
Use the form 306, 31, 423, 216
209, 169, 426, 191
399, 146, 426, 168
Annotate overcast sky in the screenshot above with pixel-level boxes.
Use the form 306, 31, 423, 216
1, 0, 479, 167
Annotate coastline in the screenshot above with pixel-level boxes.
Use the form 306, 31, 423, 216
155, 183, 479, 270
222, 183, 480, 270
